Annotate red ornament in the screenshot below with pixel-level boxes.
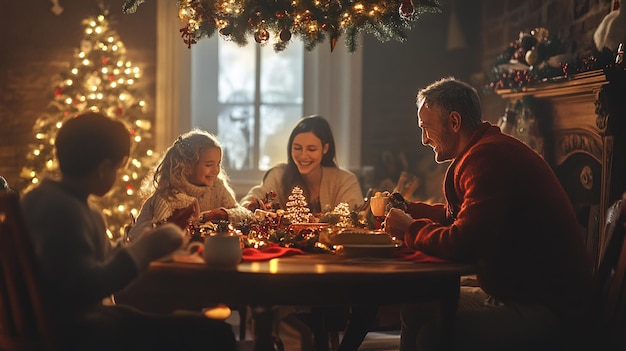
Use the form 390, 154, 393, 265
115, 106, 124, 116
109, 75, 115, 81
102, 57, 109, 64
399, 0, 414, 19
125, 184, 134, 191
54, 88, 63, 97
129, 128, 136, 135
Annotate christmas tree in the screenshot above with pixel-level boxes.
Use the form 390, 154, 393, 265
285, 186, 311, 223
19, 7, 158, 240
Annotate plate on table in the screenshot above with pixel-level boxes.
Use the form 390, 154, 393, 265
338, 244, 397, 258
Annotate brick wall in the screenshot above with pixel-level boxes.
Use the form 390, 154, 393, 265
480, 0, 613, 126
0, 0, 156, 192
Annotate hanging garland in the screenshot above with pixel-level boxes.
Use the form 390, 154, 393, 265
122, 0, 441, 52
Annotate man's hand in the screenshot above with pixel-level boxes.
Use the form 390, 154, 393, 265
384, 208, 414, 239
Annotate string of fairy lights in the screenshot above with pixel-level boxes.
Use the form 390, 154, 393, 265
122, 0, 441, 52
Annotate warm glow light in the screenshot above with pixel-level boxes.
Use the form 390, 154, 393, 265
131, 159, 141, 167
146, 149, 153, 156
56, 122, 62, 128
36, 133, 44, 139
117, 205, 126, 212
269, 259, 278, 273
203, 305, 231, 320
71, 68, 78, 74
82, 59, 90, 65
122, 175, 130, 181
33, 149, 40, 156
134, 136, 141, 143
65, 97, 72, 104
111, 82, 117, 88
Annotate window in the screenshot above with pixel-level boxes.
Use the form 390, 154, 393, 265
155, 0, 363, 196
191, 38, 304, 173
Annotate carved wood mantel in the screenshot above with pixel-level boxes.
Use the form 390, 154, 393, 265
496, 69, 626, 266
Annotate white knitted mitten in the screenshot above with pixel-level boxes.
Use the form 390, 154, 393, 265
126, 223, 184, 270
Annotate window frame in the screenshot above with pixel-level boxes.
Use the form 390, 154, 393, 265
155, 0, 363, 197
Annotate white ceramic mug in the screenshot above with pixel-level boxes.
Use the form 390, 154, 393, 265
370, 196, 390, 217
202, 234, 242, 268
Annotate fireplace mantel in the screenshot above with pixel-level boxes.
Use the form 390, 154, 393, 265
496, 69, 626, 266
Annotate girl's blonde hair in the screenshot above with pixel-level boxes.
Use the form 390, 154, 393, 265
143, 129, 230, 200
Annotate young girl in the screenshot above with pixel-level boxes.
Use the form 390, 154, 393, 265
241, 115, 363, 214
128, 129, 252, 241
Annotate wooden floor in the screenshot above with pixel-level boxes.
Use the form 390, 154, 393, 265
228, 312, 401, 351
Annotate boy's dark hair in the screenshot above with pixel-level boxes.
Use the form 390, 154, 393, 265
55, 112, 130, 177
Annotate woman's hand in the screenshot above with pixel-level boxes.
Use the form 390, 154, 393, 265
245, 198, 271, 211
200, 209, 228, 222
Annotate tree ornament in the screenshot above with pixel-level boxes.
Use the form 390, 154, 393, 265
279, 29, 292, 42
254, 28, 270, 43
219, 25, 234, 36
248, 9, 262, 27
525, 47, 539, 66
399, 0, 414, 19
330, 35, 338, 52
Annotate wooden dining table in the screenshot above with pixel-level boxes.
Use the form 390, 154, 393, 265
115, 252, 476, 351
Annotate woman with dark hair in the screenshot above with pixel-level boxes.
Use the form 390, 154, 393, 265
241, 115, 363, 214
241, 115, 365, 351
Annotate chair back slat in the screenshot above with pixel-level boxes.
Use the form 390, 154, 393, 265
0, 191, 57, 350
596, 193, 626, 335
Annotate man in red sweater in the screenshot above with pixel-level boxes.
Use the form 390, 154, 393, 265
384, 77, 594, 351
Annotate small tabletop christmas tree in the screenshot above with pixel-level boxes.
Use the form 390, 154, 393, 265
285, 186, 311, 223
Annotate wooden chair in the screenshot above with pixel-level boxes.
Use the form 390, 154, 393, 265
0, 191, 58, 350
593, 192, 626, 349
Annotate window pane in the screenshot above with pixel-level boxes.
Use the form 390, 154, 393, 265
258, 104, 302, 170
260, 41, 303, 104
218, 41, 255, 103
218, 105, 255, 170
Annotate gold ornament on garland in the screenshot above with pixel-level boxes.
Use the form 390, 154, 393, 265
122, 0, 441, 52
